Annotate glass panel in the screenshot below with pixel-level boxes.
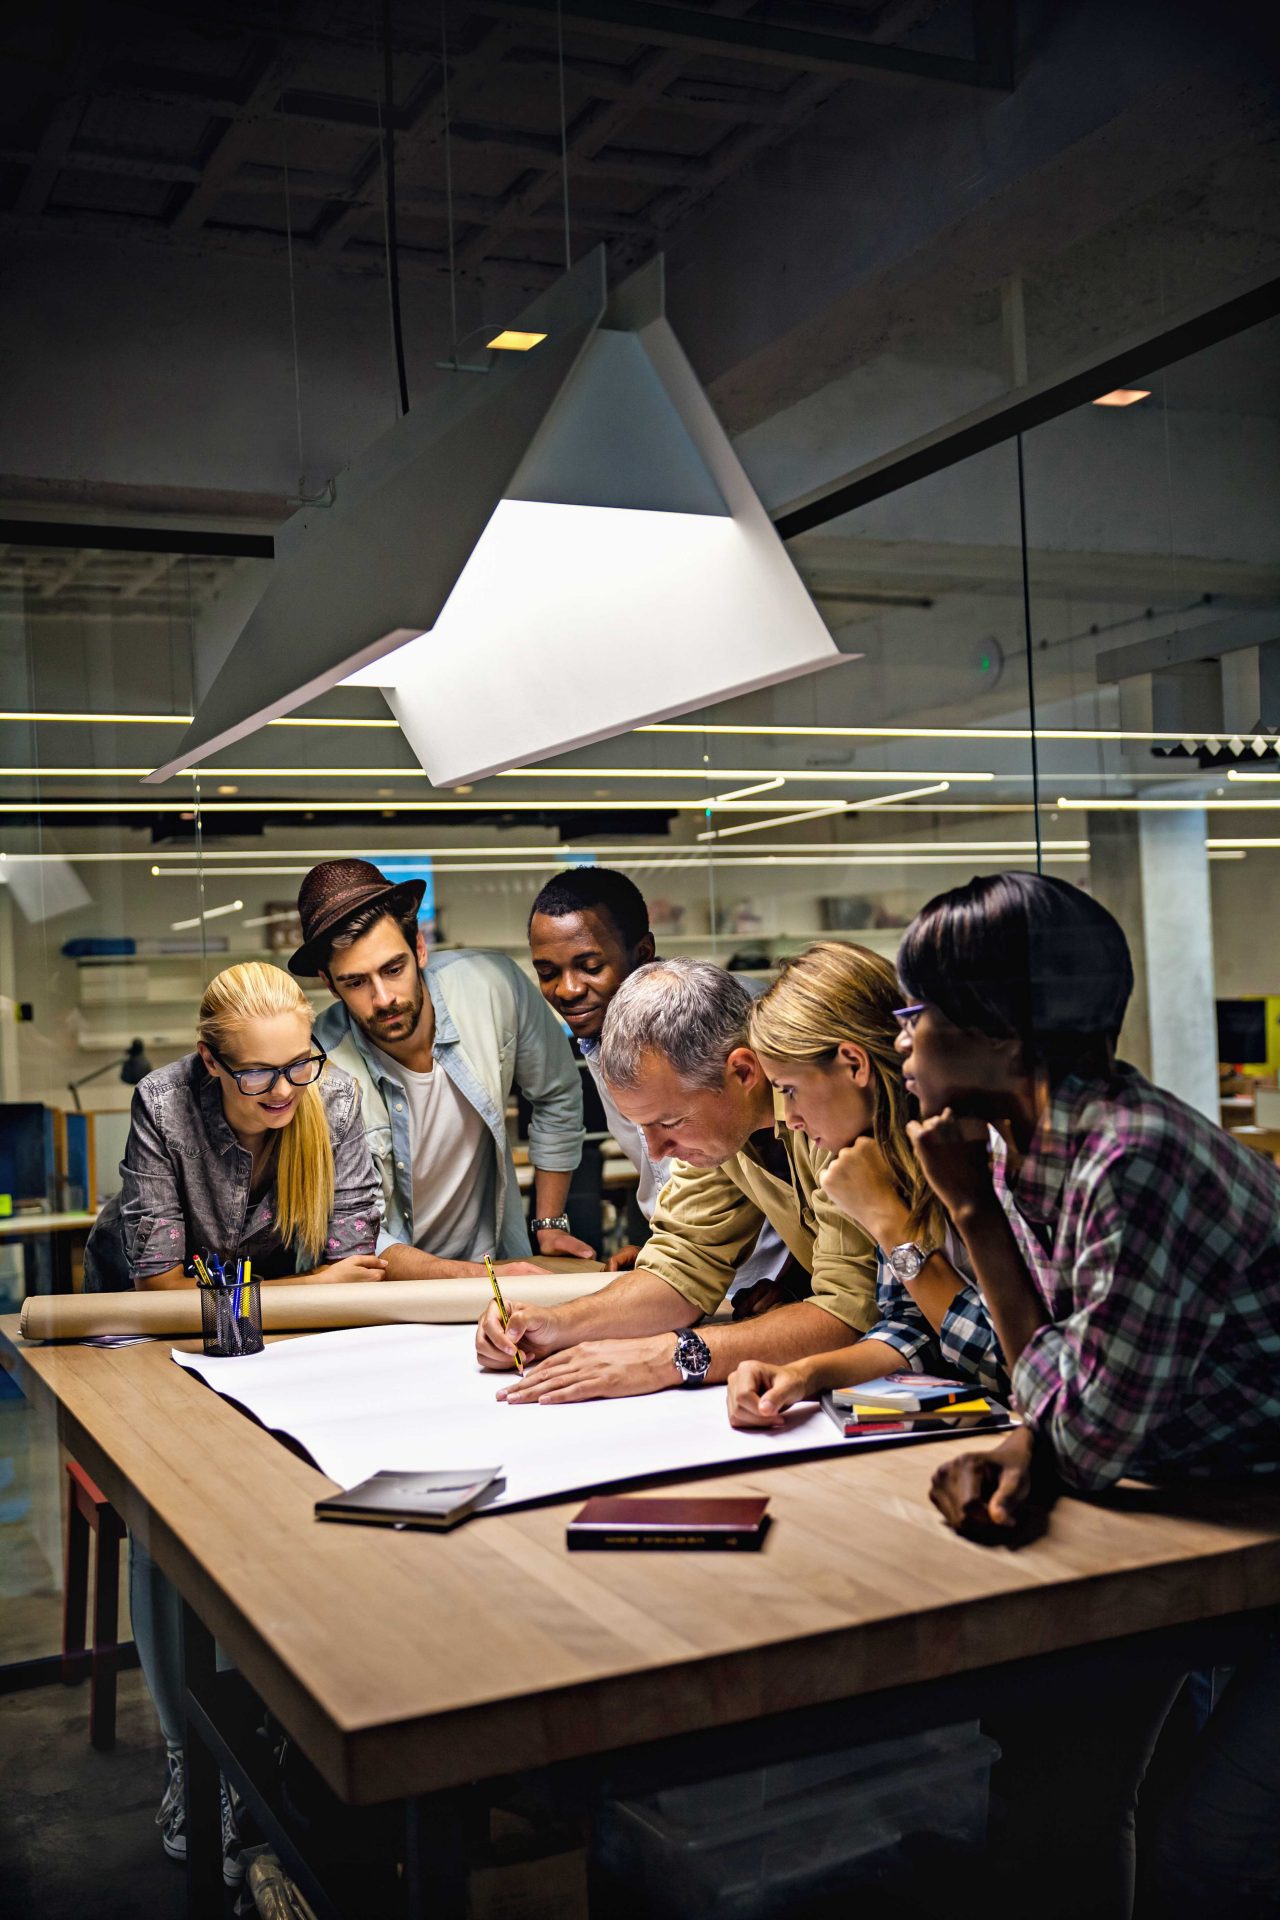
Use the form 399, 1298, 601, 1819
1021, 315, 1280, 1117
0, 541, 208, 1667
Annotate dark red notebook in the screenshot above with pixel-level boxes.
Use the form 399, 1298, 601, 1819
566, 1495, 770, 1551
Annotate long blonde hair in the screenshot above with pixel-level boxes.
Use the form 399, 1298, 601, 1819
749, 941, 941, 1243
197, 962, 333, 1265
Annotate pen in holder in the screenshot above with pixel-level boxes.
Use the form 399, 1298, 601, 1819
196, 1253, 263, 1358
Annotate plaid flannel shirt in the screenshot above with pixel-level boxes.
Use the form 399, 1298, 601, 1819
993, 1064, 1280, 1491
863, 1225, 1009, 1399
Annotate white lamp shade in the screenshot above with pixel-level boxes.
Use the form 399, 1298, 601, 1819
147, 250, 846, 789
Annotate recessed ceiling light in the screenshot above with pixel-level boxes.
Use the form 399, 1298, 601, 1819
486, 330, 547, 351
217, 784, 239, 795
1092, 388, 1151, 407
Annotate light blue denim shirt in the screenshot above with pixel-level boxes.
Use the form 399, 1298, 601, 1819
314, 948, 584, 1260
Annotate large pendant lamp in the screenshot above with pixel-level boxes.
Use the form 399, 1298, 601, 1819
148, 248, 845, 790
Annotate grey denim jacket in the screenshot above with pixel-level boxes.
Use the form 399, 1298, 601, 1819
91, 1053, 381, 1286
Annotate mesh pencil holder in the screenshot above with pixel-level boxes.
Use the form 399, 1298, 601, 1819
199, 1279, 264, 1358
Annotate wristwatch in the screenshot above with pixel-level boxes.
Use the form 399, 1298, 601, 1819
885, 1241, 938, 1283
672, 1328, 712, 1387
530, 1214, 572, 1236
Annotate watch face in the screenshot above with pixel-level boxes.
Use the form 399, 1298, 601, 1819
674, 1331, 711, 1380
889, 1244, 926, 1282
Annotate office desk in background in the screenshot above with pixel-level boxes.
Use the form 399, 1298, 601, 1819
3, 1316, 1278, 1920
0, 1210, 99, 1296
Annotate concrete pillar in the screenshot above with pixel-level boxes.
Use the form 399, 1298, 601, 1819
1087, 809, 1219, 1119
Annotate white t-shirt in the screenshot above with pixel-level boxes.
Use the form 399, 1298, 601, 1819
372, 1045, 495, 1260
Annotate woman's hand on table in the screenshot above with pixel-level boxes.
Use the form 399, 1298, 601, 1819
929, 1425, 1036, 1536
311, 1254, 389, 1284
726, 1359, 814, 1430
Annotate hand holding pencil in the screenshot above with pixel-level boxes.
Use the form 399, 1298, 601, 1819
483, 1256, 525, 1375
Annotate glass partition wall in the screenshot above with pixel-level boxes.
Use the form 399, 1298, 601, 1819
3, 302, 1276, 1671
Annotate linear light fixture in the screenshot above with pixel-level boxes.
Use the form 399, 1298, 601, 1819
1092, 388, 1151, 407
0, 763, 998, 783
643, 723, 1280, 745
486, 330, 547, 351
1226, 769, 1280, 782
150, 250, 845, 790
2, 838, 1087, 864
146, 852, 1090, 879
697, 782, 951, 841
1055, 797, 1280, 810
170, 899, 243, 930
0, 799, 1037, 817
0, 711, 398, 728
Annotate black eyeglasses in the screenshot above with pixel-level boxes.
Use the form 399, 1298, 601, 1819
207, 1040, 327, 1096
892, 1004, 926, 1035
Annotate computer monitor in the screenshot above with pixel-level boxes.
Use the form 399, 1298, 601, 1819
1216, 998, 1269, 1068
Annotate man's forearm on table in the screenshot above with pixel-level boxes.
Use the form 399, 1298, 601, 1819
549, 1267, 702, 1344
701, 1301, 860, 1384
381, 1242, 484, 1281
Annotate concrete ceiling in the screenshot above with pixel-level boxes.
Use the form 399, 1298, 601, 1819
0, 0, 974, 291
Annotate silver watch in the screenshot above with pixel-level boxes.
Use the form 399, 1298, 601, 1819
530, 1214, 571, 1235
885, 1241, 937, 1283
672, 1328, 712, 1387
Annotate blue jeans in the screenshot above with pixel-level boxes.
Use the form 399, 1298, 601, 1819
130, 1537, 231, 1752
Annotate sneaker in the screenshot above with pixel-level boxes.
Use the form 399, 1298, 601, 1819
221, 1778, 246, 1888
156, 1749, 186, 1862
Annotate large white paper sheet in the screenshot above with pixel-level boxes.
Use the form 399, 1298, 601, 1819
173, 1323, 869, 1509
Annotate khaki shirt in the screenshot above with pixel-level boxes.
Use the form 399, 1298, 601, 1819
640, 1096, 878, 1333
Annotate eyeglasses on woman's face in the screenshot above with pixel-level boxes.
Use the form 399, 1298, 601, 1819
892, 1004, 926, 1036
207, 1040, 327, 1097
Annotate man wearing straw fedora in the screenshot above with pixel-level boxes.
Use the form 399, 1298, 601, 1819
293, 860, 589, 1277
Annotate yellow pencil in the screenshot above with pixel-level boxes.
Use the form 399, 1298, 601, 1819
240, 1259, 252, 1319
483, 1254, 525, 1375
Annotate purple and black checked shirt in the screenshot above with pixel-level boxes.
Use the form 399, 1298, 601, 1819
991, 1064, 1280, 1492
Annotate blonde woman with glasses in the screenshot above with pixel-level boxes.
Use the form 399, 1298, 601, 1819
84, 960, 383, 1879
725, 940, 1004, 1430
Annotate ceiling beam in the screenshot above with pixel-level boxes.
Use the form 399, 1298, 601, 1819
167, 43, 294, 236
470, 0, 1010, 87
772, 272, 1280, 540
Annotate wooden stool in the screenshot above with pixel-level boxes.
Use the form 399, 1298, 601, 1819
62, 1459, 127, 1751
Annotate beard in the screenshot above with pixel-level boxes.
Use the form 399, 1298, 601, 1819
359, 977, 426, 1046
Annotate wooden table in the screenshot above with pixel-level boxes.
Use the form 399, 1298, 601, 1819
5, 1317, 1278, 1920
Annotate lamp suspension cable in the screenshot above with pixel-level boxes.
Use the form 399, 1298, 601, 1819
556, 0, 571, 269
281, 118, 308, 501
1015, 431, 1043, 875
378, 0, 411, 416
441, 0, 459, 361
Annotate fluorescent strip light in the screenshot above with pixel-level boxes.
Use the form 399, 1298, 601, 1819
147, 852, 1091, 878
1207, 850, 1247, 860
1226, 769, 1280, 783
4, 838, 1088, 864
1092, 388, 1151, 407
0, 711, 398, 728
486, 330, 547, 351
643, 724, 1280, 745
1055, 797, 1280, 811
495, 766, 994, 783
698, 782, 951, 842
170, 899, 243, 930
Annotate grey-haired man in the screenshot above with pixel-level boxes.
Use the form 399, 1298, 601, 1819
475, 958, 879, 1400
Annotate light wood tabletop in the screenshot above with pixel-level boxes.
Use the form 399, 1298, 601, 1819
5, 1315, 1279, 1810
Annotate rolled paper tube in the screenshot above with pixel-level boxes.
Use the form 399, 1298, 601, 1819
19, 1263, 609, 1343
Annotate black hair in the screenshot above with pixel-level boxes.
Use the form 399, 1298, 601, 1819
319, 900, 420, 975
897, 871, 1134, 1078
528, 867, 651, 951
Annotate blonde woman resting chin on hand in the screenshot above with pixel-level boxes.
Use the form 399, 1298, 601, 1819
725, 941, 1005, 1431
87, 960, 385, 1293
